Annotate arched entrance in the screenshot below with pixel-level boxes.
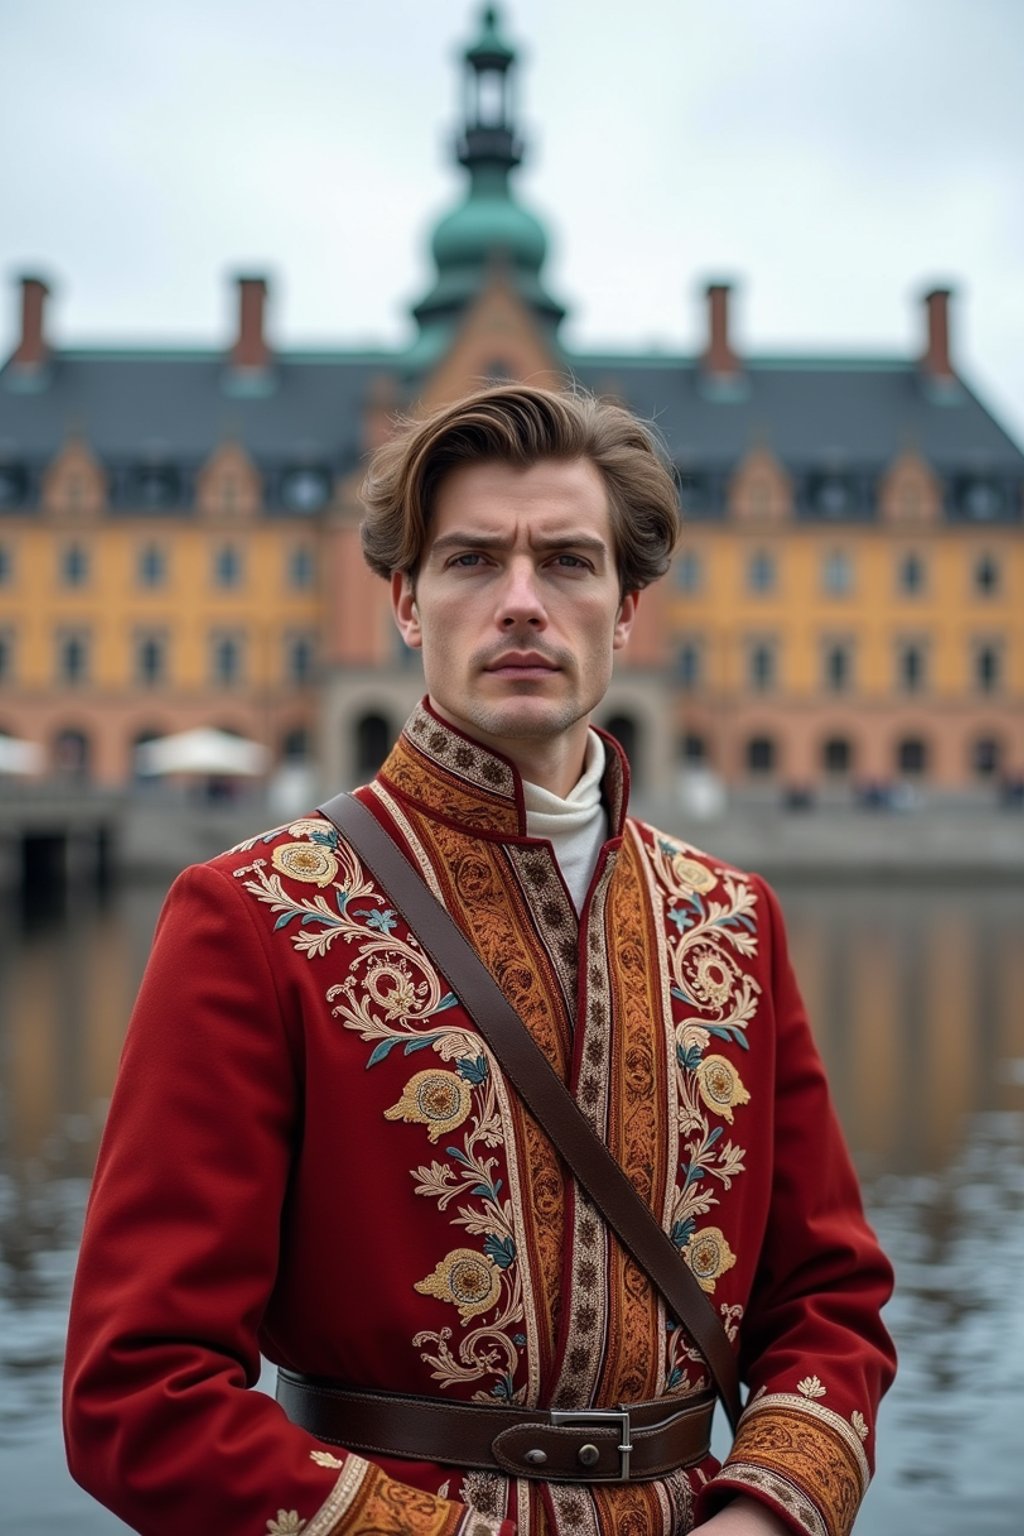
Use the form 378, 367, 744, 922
355, 713, 392, 780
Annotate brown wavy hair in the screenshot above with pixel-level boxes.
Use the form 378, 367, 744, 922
359, 383, 681, 593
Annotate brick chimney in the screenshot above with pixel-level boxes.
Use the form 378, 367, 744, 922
11, 275, 51, 370
921, 287, 955, 381
702, 281, 741, 378
230, 275, 270, 370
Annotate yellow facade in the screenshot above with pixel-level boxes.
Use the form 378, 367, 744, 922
671, 525, 1023, 699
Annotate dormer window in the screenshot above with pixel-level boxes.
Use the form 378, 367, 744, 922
281, 467, 331, 514
957, 477, 1005, 521
807, 474, 857, 519
132, 465, 182, 510
0, 464, 27, 509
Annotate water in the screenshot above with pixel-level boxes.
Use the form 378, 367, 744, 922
1, 878, 1022, 1531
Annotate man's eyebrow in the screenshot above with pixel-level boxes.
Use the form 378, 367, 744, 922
428, 530, 609, 557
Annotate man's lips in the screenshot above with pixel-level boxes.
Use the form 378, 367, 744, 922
484, 653, 561, 675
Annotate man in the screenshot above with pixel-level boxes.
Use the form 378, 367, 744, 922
65, 385, 895, 1536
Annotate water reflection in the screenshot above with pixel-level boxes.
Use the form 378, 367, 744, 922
1, 878, 1022, 1529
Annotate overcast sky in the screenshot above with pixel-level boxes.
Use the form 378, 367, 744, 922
2, 0, 1022, 443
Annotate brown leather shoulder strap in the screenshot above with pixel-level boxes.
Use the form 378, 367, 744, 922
318, 790, 742, 1432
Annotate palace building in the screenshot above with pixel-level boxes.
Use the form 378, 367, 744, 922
1, 6, 1022, 798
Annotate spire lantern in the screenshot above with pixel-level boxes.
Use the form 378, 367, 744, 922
459, 5, 520, 168
411, 4, 565, 357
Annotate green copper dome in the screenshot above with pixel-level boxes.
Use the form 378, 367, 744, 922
411, 5, 565, 356
431, 185, 548, 275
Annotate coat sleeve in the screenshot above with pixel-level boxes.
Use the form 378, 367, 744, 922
63, 862, 513, 1536
694, 876, 897, 1536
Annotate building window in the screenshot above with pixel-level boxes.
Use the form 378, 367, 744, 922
288, 544, 315, 590
282, 725, 311, 762
0, 464, 28, 509
681, 733, 706, 765
957, 477, 1006, 521
213, 543, 243, 588
137, 634, 166, 687
210, 632, 243, 687
808, 474, 857, 519
676, 548, 703, 592
286, 633, 316, 686
281, 467, 332, 514
131, 465, 182, 510
897, 550, 925, 595
971, 737, 1001, 778
57, 631, 90, 685
974, 643, 1001, 694
973, 552, 1000, 596
138, 541, 166, 588
822, 548, 852, 595
823, 737, 853, 775
60, 541, 89, 587
746, 736, 776, 775
675, 640, 702, 690
747, 549, 776, 594
0, 629, 13, 683
0, 543, 12, 586
897, 642, 926, 694
897, 737, 928, 776
748, 640, 776, 693
823, 641, 853, 693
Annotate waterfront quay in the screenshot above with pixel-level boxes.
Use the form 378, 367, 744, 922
2, 781, 1022, 896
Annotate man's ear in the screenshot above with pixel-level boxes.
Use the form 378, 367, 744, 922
391, 571, 422, 649
613, 590, 639, 651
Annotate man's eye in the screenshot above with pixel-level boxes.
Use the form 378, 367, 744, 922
449, 553, 484, 568
552, 554, 588, 569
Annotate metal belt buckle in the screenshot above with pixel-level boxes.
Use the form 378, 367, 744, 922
549, 1405, 633, 1480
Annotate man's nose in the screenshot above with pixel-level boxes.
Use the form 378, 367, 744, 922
495, 560, 547, 628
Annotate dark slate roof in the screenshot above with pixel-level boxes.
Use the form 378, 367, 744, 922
569, 355, 1024, 472
2, 347, 1022, 513
0, 350, 392, 466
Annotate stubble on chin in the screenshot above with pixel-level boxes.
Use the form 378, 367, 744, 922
457, 693, 585, 745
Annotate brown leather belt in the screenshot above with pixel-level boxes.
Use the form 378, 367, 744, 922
277, 1370, 715, 1484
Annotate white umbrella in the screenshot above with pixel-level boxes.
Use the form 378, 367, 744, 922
0, 733, 44, 775
135, 727, 269, 777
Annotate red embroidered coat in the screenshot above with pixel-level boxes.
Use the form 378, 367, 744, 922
64, 704, 895, 1536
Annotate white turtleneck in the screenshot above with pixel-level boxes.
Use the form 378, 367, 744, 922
522, 731, 609, 913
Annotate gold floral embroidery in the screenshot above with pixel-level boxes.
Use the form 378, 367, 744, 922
266, 1512, 307, 1534
271, 841, 339, 887
385, 1069, 472, 1141
798, 1374, 827, 1399
310, 1449, 345, 1468
851, 1410, 869, 1440
287, 817, 335, 839
670, 853, 718, 893
685, 1225, 736, 1293
696, 1053, 751, 1123
642, 827, 760, 1393
416, 1248, 502, 1322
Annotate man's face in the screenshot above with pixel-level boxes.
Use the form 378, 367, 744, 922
391, 457, 637, 758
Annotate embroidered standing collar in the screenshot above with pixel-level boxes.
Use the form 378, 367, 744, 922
377, 699, 629, 839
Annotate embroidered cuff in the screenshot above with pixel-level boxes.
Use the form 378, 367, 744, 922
696, 1393, 870, 1536
298, 1454, 510, 1536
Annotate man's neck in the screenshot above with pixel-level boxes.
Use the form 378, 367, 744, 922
427, 699, 590, 798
